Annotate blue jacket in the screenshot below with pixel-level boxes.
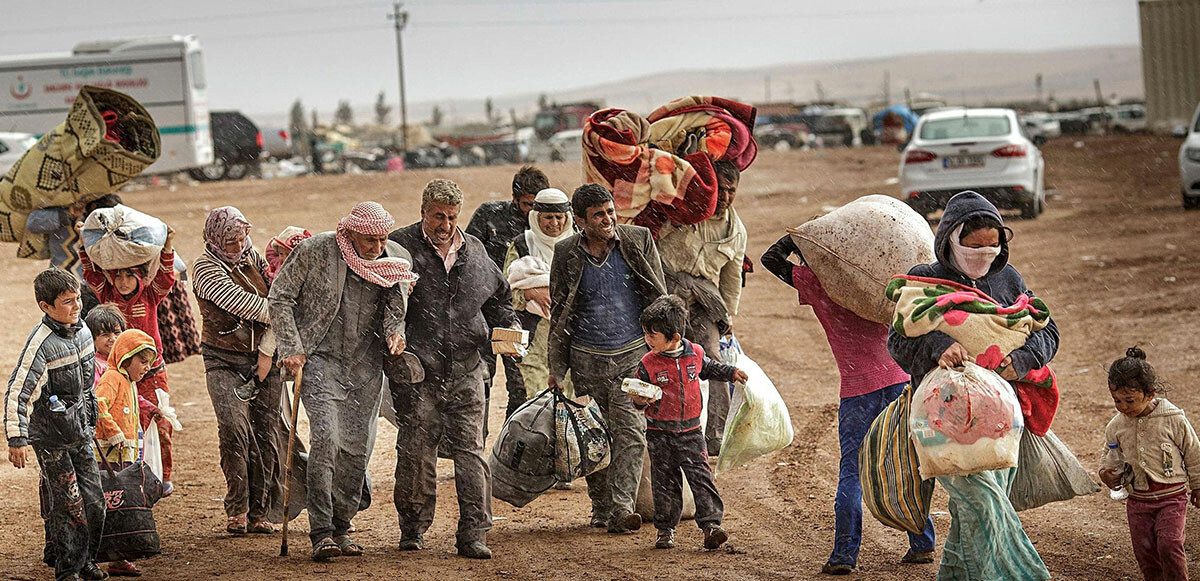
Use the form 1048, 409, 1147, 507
887, 191, 1059, 387
4, 315, 96, 449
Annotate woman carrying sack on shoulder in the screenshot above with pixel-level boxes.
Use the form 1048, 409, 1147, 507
888, 191, 1058, 581
191, 207, 292, 536
503, 188, 575, 412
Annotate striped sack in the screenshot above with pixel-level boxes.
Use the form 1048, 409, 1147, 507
859, 383, 934, 534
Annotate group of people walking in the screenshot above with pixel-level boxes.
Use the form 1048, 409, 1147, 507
6, 157, 1199, 581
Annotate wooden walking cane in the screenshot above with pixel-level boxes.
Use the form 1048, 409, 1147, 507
280, 367, 303, 557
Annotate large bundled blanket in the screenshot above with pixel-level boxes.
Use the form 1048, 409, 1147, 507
0, 86, 159, 258
506, 255, 550, 318
583, 96, 756, 229
886, 275, 1058, 436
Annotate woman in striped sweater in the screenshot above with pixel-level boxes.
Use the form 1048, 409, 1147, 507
192, 207, 291, 535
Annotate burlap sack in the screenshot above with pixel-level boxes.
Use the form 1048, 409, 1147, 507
788, 195, 934, 324
0, 85, 159, 258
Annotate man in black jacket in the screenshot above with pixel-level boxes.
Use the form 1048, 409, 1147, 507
465, 166, 548, 421
389, 179, 519, 560
548, 184, 667, 532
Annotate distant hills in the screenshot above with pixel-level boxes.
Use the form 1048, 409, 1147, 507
252, 45, 1142, 128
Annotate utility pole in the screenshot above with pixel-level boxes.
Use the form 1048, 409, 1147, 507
1093, 78, 1109, 134
389, 2, 410, 153
883, 70, 890, 105
764, 75, 771, 102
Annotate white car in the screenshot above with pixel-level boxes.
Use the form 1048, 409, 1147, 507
899, 108, 1046, 219
1180, 103, 1200, 210
547, 128, 584, 163
0, 132, 38, 177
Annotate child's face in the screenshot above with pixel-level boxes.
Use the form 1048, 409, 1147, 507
112, 269, 141, 295
643, 329, 682, 354
124, 353, 153, 383
1111, 386, 1154, 418
94, 331, 118, 358
39, 289, 82, 325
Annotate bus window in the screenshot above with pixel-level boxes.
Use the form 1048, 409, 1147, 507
189, 51, 206, 90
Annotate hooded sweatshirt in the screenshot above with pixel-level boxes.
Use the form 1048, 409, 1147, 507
1104, 398, 1200, 499
80, 247, 175, 369
94, 329, 157, 464
887, 191, 1059, 388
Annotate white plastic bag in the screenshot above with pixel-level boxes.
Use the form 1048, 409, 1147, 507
715, 350, 793, 474
155, 388, 182, 431
142, 426, 163, 482
909, 362, 1023, 479
80, 204, 167, 278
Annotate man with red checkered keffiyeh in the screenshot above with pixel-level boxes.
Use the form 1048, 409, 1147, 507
268, 201, 419, 562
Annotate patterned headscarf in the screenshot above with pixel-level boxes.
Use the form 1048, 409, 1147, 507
203, 206, 253, 264
264, 226, 312, 283
335, 202, 419, 288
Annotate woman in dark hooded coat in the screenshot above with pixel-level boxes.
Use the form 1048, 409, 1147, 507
888, 191, 1058, 581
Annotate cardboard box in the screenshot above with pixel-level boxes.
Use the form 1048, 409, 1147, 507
491, 327, 529, 345
621, 378, 662, 401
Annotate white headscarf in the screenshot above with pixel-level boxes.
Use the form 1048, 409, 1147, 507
524, 188, 574, 264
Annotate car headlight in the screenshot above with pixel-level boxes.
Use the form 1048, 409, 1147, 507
1188, 147, 1200, 163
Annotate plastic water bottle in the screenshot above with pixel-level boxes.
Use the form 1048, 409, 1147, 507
1106, 442, 1130, 500
48, 395, 66, 413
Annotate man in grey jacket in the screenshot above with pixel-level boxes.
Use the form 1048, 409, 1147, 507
389, 179, 519, 559
548, 183, 666, 532
268, 202, 416, 561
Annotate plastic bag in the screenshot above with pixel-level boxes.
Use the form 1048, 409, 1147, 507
142, 425, 163, 482
715, 350, 793, 474
155, 388, 182, 431
553, 392, 610, 482
909, 362, 1023, 479
1008, 428, 1100, 511
80, 204, 168, 278
489, 389, 557, 507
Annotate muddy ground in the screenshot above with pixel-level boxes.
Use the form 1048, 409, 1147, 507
1, 135, 1197, 580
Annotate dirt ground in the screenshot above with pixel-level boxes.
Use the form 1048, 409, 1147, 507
0, 135, 1196, 580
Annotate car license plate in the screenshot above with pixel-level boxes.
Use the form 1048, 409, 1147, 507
943, 154, 985, 169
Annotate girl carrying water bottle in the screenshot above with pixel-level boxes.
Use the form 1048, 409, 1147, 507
1099, 346, 1200, 581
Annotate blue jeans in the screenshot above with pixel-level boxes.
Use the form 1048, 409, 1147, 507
830, 382, 936, 567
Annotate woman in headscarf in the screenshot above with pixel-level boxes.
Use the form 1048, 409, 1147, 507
503, 188, 576, 412
888, 191, 1058, 581
191, 206, 292, 535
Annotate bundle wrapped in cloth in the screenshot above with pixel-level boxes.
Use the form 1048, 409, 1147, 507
788, 194, 934, 324
0, 85, 159, 258
80, 204, 168, 280
583, 96, 757, 230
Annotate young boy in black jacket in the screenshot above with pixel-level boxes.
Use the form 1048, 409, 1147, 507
5, 268, 106, 581
628, 295, 747, 550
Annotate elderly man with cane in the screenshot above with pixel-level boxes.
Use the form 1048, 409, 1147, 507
389, 179, 520, 559
268, 202, 418, 562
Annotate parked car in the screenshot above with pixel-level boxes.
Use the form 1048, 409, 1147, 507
1021, 112, 1061, 142
260, 126, 293, 159
1054, 111, 1090, 135
0, 132, 37, 176
189, 110, 262, 181
547, 128, 583, 162
899, 108, 1046, 219
1180, 103, 1200, 210
1112, 104, 1147, 133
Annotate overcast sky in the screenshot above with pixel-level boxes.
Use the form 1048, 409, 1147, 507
2, 0, 1140, 118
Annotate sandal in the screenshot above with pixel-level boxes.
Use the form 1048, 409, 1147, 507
247, 520, 275, 534
226, 515, 248, 535
334, 535, 364, 557
311, 537, 341, 562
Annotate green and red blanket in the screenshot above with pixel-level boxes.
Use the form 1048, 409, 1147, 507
886, 275, 1058, 436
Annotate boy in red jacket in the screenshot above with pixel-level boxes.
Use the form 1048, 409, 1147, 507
79, 224, 178, 495
628, 295, 747, 550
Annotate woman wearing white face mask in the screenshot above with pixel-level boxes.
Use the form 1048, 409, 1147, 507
503, 188, 576, 413
887, 191, 1059, 581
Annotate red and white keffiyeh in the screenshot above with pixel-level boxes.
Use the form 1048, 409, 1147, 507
336, 202, 419, 288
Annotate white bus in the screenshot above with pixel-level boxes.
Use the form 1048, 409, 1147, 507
0, 35, 212, 174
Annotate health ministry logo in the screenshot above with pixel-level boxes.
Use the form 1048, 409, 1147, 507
10, 75, 32, 100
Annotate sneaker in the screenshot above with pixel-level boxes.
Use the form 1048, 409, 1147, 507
80, 562, 109, 580
702, 524, 728, 550
589, 513, 608, 528
397, 534, 424, 551
161, 481, 175, 498
901, 549, 935, 564
607, 511, 642, 533
821, 562, 854, 575
456, 540, 492, 559
232, 376, 260, 402
654, 529, 676, 549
